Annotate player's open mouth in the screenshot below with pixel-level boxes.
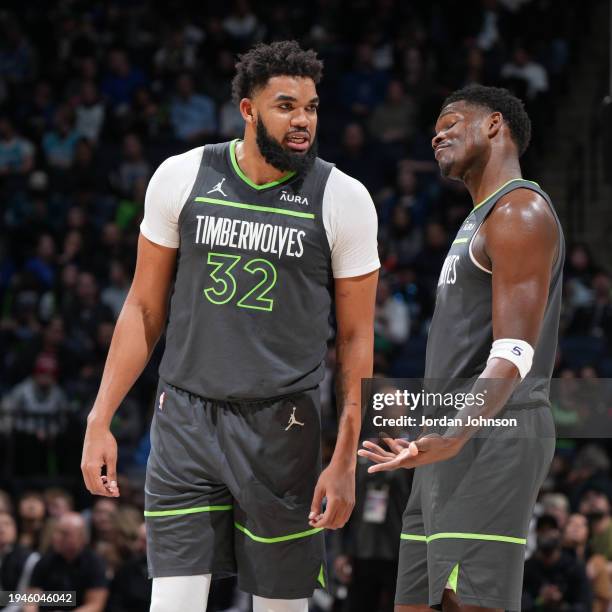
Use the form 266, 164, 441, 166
286, 134, 310, 151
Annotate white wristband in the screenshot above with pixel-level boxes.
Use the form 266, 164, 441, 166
487, 338, 534, 379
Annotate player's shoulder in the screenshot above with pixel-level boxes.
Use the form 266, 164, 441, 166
491, 184, 554, 226
325, 166, 372, 201
148, 145, 205, 193
487, 184, 558, 248
156, 145, 205, 175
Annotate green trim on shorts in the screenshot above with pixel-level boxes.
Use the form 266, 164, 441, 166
401, 532, 526, 545
234, 522, 323, 543
400, 534, 427, 542
144, 505, 233, 517
447, 563, 459, 593
317, 564, 326, 588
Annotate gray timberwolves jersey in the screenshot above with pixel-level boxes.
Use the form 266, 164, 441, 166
424, 178, 565, 406
160, 141, 335, 400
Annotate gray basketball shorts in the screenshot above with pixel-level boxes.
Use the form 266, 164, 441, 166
144, 379, 327, 599
395, 405, 555, 610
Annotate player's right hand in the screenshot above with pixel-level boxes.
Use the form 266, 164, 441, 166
81, 421, 120, 497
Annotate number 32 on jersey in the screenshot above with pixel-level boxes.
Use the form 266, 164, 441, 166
203, 251, 277, 312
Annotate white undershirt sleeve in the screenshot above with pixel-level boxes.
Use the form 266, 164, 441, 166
323, 167, 380, 278
140, 146, 204, 248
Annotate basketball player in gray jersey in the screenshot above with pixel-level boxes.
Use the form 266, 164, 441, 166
81, 41, 379, 612
360, 85, 564, 611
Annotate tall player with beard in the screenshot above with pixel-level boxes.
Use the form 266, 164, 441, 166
81, 42, 379, 612
360, 85, 564, 611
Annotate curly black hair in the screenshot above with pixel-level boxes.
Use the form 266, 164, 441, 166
231, 41, 323, 105
442, 85, 531, 156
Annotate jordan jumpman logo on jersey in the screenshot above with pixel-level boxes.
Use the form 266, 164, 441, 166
207, 177, 228, 197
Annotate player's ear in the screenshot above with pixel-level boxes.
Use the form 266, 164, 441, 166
240, 98, 255, 124
487, 111, 503, 139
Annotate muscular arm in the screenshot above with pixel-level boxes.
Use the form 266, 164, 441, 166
333, 271, 378, 465
81, 235, 176, 496
443, 188, 559, 444
309, 269, 378, 528
361, 189, 559, 470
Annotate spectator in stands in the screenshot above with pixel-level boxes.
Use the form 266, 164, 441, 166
579, 489, 612, 564
219, 97, 245, 139
522, 514, 592, 611
17, 492, 45, 551
569, 272, 612, 343
44, 489, 73, 519
0, 17, 36, 85
106, 522, 150, 612
126, 87, 164, 140
74, 80, 105, 143
0, 511, 40, 611
170, 72, 217, 142
379, 207, 423, 270
61, 272, 114, 354
336, 123, 384, 194
42, 105, 80, 170
2, 353, 68, 477
336, 459, 411, 612
26, 513, 108, 612
0, 116, 34, 177
374, 277, 410, 354
563, 513, 611, 612
153, 26, 198, 84
378, 166, 428, 226
501, 46, 549, 101
101, 260, 130, 319
112, 133, 149, 198
23, 81, 55, 142
101, 49, 147, 113
0, 492, 12, 514
540, 492, 570, 531
88, 499, 117, 547
222, 0, 262, 49
567, 445, 612, 508
414, 222, 450, 294
368, 80, 417, 145
341, 43, 389, 118
24, 234, 56, 291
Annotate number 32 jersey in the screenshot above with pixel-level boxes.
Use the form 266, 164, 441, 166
140, 140, 379, 400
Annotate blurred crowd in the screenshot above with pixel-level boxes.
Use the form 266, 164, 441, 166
0, 0, 611, 610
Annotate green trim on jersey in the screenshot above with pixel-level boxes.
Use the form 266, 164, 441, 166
447, 563, 459, 593
234, 522, 323, 543
452, 237, 470, 245
401, 532, 526, 545
195, 196, 315, 219
473, 178, 540, 212
144, 505, 233, 517
230, 139, 296, 189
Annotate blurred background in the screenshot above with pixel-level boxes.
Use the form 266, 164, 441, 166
0, 0, 611, 610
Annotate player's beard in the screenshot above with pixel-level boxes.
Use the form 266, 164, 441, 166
256, 117, 318, 176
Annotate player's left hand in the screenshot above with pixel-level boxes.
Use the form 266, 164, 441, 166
309, 462, 355, 529
357, 434, 462, 472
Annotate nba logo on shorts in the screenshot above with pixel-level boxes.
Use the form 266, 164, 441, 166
159, 392, 165, 410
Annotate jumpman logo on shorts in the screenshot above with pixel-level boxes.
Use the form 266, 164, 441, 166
207, 177, 228, 197
285, 406, 304, 430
